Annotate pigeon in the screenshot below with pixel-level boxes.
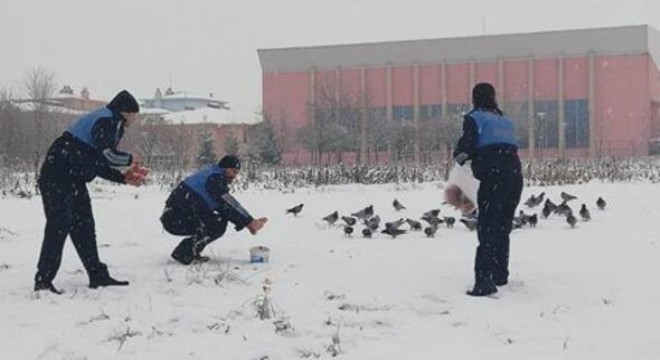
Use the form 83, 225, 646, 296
460, 218, 478, 231
527, 213, 538, 228
579, 204, 591, 221
364, 215, 381, 227
524, 194, 539, 208
286, 203, 304, 216
566, 213, 577, 228
518, 210, 530, 226
596, 197, 607, 210
405, 219, 422, 231
361, 228, 372, 238
341, 216, 357, 226
423, 209, 441, 218
385, 218, 406, 230
542, 204, 553, 219
443, 216, 456, 228
424, 226, 438, 238
381, 227, 406, 238
555, 202, 573, 217
393, 199, 406, 211
421, 215, 443, 227
543, 199, 558, 214
512, 217, 524, 229
351, 205, 374, 220
560, 191, 578, 202
343, 226, 354, 236
322, 211, 339, 225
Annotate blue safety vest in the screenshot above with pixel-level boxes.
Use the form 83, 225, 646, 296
183, 165, 226, 209
66, 107, 119, 149
469, 109, 517, 148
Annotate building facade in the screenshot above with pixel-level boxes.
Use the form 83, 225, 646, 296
259, 25, 660, 165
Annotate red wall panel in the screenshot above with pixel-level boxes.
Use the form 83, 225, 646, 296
365, 67, 387, 107
446, 63, 469, 104
503, 60, 528, 103
475, 62, 497, 86
534, 58, 558, 100
419, 64, 442, 105
595, 54, 650, 154
563, 57, 588, 100
392, 65, 413, 106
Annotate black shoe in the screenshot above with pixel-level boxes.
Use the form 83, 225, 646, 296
171, 237, 195, 265
493, 278, 508, 286
89, 276, 130, 289
34, 281, 63, 295
193, 254, 210, 263
466, 283, 498, 297
466, 271, 498, 297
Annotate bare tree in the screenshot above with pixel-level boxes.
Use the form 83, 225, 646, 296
23, 67, 58, 174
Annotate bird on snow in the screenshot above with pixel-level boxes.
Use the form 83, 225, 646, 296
381, 227, 406, 238
596, 197, 607, 210
351, 205, 374, 220
460, 218, 478, 231
527, 213, 538, 228
421, 215, 444, 227
555, 201, 573, 217
566, 213, 578, 228
286, 203, 304, 217
343, 226, 354, 236
405, 218, 422, 231
424, 225, 438, 238
579, 204, 591, 221
423, 209, 441, 218
361, 228, 372, 238
560, 191, 578, 203
385, 218, 407, 230
443, 216, 456, 228
341, 216, 357, 226
322, 211, 339, 225
393, 199, 406, 211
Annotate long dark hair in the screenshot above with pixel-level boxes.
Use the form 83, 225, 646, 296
472, 82, 503, 115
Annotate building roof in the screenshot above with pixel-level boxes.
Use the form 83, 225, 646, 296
258, 25, 660, 72
161, 107, 262, 126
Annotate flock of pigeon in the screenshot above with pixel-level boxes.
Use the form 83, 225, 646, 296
521, 191, 607, 229
286, 199, 468, 239
284, 190, 608, 239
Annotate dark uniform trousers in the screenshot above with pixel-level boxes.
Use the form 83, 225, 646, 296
474, 167, 523, 282
36, 178, 108, 283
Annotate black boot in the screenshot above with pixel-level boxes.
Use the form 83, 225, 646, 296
89, 275, 130, 289
192, 237, 211, 263
34, 280, 63, 295
171, 237, 195, 265
493, 276, 508, 286
466, 271, 498, 297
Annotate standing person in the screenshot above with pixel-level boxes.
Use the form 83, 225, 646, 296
34, 90, 147, 294
452, 82, 523, 297
160, 155, 268, 265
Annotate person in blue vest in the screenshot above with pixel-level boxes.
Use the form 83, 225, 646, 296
34, 90, 147, 294
161, 155, 268, 265
453, 82, 524, 297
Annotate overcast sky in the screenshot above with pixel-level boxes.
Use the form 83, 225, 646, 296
1, 0, 658, 112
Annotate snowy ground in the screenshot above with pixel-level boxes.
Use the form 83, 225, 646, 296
1, 180, 659, 359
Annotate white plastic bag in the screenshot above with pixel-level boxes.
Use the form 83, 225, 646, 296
444, 162, 480, 214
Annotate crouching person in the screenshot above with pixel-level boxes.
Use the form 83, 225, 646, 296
161, 155, 268, 265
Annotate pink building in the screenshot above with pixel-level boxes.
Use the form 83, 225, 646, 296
258, 25, 660, 165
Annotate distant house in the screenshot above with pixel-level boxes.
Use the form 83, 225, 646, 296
141, 88, 228, 112
135, 90, 262, 169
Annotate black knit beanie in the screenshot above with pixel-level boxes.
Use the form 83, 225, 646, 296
108, 90, 140, 113
218, 155, 241, 170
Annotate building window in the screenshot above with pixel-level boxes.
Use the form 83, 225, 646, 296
393, 106, 413, 122
534, 101, 559, 149
565, 99, 589, 148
